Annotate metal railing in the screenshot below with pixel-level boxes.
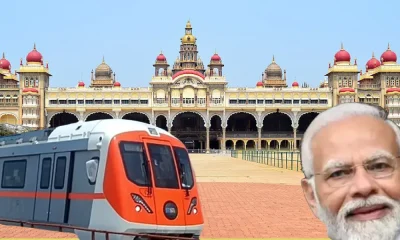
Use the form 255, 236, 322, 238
187, 149, 232, 155
230, 150, 303, 172
0, 218, 196, 240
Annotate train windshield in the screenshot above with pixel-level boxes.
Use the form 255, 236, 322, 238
147, 143, 180, 189
173, 147, 194, 189
120, 142, 151, 187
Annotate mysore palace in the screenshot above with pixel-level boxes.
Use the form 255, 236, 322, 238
0, 21, 399, 151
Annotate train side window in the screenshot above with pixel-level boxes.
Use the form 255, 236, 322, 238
173, 147, 194, 189
86, 157, 99, 185
1, 160, 27, 189
119, 141, 151, 187
54, 157, 66, 189
40, 158, 52, 189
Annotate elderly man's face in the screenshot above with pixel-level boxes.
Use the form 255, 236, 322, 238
301, 115, 400, 240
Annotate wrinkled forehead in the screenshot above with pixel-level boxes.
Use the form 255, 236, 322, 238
310, 115, 398, 171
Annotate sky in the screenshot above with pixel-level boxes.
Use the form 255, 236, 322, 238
1, 0, 399, 88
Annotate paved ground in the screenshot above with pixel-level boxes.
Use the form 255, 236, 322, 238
192, 154, 304, 185
191, 154, 327, 239
0, 154, 328, 239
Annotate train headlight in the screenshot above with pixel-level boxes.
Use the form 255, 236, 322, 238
131, 193, 153, 213
135, 206, 141, 212
187, 197, 198, 215
164, 201, 178, 220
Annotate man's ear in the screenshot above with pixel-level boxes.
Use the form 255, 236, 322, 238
301, 178, 318, 217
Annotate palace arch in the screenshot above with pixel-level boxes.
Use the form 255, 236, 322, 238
226, 112, 257, 132
155, 115, 168, 131
297, 112, 319, 147
226, 112, 257, 150
0, 114, 17, 125
122, 112, 150, 124
209, 115, 222, 149
85, 112, 113, 122
49, 112, 79, 128
297, 112, 319, 133
171, 111, 206, 150
262, 112, 292, 133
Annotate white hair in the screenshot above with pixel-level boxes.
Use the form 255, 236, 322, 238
300, 102, 400, 178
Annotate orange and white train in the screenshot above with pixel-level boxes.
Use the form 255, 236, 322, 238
0, 119, 204, 240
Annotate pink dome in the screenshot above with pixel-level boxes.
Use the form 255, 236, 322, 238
381, 45, 397, 63
26, 44, 43, 63
211, 53, 221, 61
0, 53, 11, 70
156, 53, 167, 61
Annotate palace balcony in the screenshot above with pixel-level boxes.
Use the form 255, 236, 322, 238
0, 102, 19, 107
358, 84, 381, 90
0, 84, 19, 90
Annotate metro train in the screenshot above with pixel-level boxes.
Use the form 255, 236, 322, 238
0, 119, 204, 240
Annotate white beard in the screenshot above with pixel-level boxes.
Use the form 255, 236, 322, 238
315, 194, 400, 240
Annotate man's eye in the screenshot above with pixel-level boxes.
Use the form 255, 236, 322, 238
367, 162, 392, 171
328, 169, 352, 179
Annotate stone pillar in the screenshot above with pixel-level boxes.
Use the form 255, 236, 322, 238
114, 111, 120, 119
293, 127, 297, 149
79, 111, 85, 121
206, 127, 210, 153
257, 127, 262, 150
167, 122, 172, 133
222, 127, 226, 150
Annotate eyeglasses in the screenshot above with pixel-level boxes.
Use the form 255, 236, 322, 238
310, 157, 398, 188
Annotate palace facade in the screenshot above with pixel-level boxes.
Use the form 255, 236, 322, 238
0, 21, 399, 151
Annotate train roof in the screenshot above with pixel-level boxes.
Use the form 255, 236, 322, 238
0, 120, 176, 148
47, 119, 175, 143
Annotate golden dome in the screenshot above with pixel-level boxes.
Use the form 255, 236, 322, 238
181, 35, 196, 44
181, 20, 196, 44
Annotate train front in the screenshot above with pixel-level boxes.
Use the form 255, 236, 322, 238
102, 130, 204, 239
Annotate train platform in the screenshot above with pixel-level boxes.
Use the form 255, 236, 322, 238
0, 154, 328, 239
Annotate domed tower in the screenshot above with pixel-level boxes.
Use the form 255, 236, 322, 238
172, 21, 205, 75
359, 52, 381, 85
90, 57, 115, 88
207, 52, 224, 77
153, 51, 171, 77
262, 55, 287, 88
17, 43, 52, 129
325, 43, 359, 106
372, 43, 399, 104
0, 52, 18, 85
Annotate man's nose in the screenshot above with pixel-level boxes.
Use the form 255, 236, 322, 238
348, 167, 379, 198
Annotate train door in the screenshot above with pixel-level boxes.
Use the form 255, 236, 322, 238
33, 153, 54, 222
141, 137, 186, 226
48, 152, 72, 223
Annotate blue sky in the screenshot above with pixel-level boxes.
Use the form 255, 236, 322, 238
1, 0, 398, 87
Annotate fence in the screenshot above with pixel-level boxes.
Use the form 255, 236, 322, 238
231, 150, 303, 172
187, 149, 232, 155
